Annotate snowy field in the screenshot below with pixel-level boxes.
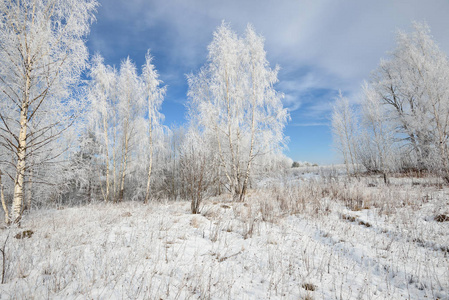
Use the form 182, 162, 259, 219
0, 174, 448, 299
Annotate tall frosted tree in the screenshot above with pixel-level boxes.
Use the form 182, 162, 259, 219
331, 92, 359, 176
87, 51, 165, 203
88, 54, 118, 202
369, 22, 449, 179
115, 58, 141, 202
0, 0, 98, 224
358, 83, 397, 181
141, 51, 166, 203
187, 22, 288, 201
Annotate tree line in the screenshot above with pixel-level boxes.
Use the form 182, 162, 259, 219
0, 1, 290, 225
332, 22, 449, 183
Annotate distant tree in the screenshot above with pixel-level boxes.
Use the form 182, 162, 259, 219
331, 92, 359, 176
292, 161, 300, 168
0, 0, 98, 224
357, 83, 397, 182
159, 126, 185, 201
180, 128, 215, 214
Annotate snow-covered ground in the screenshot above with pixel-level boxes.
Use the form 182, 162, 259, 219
0, 176, 448, 299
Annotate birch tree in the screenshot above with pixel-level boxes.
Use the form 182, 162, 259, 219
88, 54, 117, 202
0, 0, 98, 224
358, 83, 397, 182
180, 127, 215, 213
331, 92, 359, 176
239, 25, 288, 201
116, 58, 141, 202
187, 22, 288, 201
86, 51, 166, 203
141, 51, 166, 203
369, 22, 449, 179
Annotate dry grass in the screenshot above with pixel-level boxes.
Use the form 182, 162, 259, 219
0, 173, 447, 299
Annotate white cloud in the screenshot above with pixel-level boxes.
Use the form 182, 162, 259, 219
283, 94, 302, 112
91, 0, 449, 119
291, 122, 329, 127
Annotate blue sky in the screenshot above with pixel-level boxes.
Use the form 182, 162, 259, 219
86, 0, 449, 164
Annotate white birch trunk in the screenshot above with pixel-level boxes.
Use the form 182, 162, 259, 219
25, 166, 33, 211
240, 71, 257, 202
0, 170, 9, 225
144, 108, 154, 204
102, 114, 110, 202
12, 110, 28, 223
113, 127, 118, 200
224, 71, 239, 200
12, 73, 31, 224
118, 126, 130, 202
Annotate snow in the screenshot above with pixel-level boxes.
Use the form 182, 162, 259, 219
0, 177, 448, 299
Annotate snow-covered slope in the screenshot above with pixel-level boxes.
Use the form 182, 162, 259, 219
0, 182, 448, 299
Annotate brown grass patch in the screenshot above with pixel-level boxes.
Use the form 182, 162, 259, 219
435, 214, 449, 222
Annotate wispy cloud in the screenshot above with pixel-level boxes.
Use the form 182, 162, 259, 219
90, 0, 449, 101
291, 122, 329, 127
88, 0, 449, 162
